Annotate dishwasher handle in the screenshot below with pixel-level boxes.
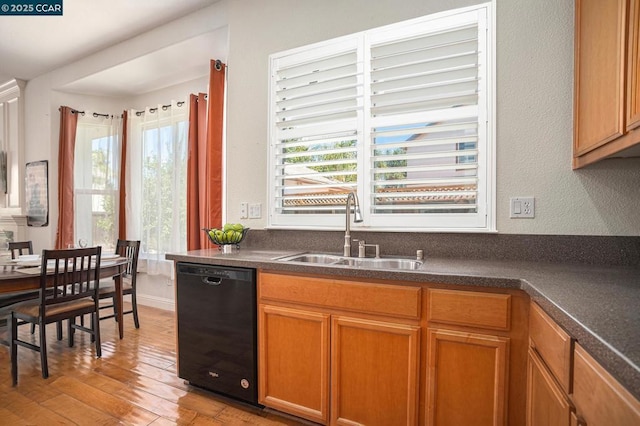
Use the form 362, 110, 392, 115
202, 276, 222, 286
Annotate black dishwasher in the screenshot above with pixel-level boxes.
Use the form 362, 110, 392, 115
176, 262, 258, 406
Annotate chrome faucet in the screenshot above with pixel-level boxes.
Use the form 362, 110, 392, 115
343, 192, 363, 257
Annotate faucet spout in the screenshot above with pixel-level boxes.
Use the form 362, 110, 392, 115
344, 192, 363, 257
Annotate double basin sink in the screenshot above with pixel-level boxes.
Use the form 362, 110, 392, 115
276, 253, 423, 271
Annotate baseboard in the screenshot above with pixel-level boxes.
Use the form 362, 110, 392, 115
137, 294, 174, 312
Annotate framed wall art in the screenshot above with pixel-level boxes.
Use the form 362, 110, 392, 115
25, 160, 49, 227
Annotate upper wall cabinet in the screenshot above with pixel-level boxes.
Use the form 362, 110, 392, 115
573, 0, 640, 168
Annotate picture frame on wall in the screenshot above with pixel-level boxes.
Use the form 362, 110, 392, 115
25, 160, 49, 227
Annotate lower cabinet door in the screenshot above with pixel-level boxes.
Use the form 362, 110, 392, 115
526, 348, 572, 426
426, 328, 509, 426
331, 316, 420, 426
573, 344, 640, 426
258, 304, 330, 424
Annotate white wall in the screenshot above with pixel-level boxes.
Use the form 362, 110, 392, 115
22, 3, 226, 250
18, 0, 640, 258
224, 0, 640, 236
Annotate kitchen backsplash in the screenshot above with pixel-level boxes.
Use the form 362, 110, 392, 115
243, 230, 640, 267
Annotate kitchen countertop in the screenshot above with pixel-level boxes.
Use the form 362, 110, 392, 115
166, 248, 640, 400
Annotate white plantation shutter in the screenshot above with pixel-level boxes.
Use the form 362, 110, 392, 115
269, 3, 494, 230
270, 38, 363, 226
367, 8, 488, 229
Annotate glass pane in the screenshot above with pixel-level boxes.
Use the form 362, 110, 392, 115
75, 134, 120, 191
372, 120, 478, 214
276, 135, 358, 214
74, 121, 121, 248
141, 122, 188, 254
74, 192, 117, 251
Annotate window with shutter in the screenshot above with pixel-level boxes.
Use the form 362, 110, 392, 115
269, 2, 494, 231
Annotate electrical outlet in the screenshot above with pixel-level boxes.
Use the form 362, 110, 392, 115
249, 203, 262, 219
240, 202, 248, 219
510, 197, 535, 218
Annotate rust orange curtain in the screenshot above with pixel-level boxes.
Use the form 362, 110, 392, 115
186, 60, 226, 250
187, 93, 208, 249
54, 106, 79, 249
118, 110, 128, 239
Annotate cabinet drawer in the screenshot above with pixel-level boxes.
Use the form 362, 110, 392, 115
529, 303, 572, 393
427, 288, 511, 330
259, 272, 421, 320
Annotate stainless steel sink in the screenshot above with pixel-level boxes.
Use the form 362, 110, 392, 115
279, 253, 344, 264
334, 257, 423, 270
276, 253, 423, 271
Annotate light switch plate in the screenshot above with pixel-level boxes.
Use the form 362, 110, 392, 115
510, 197, 535, 218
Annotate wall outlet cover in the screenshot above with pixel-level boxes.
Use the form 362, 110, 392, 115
510, 197, 535, 218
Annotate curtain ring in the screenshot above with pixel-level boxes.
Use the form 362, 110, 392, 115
215, 59, 223, 71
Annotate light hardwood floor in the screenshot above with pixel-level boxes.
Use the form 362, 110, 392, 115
0, 304, 309, 425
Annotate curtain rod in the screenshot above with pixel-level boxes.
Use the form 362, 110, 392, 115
65, 108, 120, 119
134, 101, 185, 117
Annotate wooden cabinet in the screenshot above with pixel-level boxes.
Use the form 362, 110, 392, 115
257, 272, 420, 425
426, 328, 509, 426
529, 302, 572, 393
527, 303, 640, 426
258, 305, 330, 423
527, 302, 575, 425
331, 316, 420, 425
527, 348, 572, 426
573, 0, 640, 168
628, 0, 640, 131
424, 288, 528, 426
573, 344, 640, 425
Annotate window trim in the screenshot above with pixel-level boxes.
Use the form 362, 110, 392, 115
268, 2, 496, 232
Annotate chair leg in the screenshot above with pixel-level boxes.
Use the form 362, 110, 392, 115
112, 296, 119, 322
93, 311, 101, 358
68, 317, 74, 347
39, 319, 48, 379
132, 292, 140, 329
90, 314, 95, 343
56, 321, 62, 341
30, 323, 35, 334
10, 313, 18, 386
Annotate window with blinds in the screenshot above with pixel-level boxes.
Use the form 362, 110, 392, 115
269, 2, 494, 231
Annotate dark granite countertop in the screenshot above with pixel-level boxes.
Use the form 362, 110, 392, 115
166, 248, 640, 400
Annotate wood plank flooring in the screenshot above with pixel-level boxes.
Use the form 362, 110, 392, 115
0, 304, 309, 425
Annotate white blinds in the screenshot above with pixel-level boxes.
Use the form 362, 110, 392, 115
269, 3, 493, 230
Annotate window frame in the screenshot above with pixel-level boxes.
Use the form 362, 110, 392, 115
125, 104, 189, 265
268, 2, 496, 232
74, 118, 122, 250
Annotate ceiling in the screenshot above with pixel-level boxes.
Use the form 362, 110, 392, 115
0, 0, 223, 95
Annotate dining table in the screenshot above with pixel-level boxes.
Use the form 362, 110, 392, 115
0, 254, 131, 339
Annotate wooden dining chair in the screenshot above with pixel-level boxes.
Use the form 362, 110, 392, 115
10, 246, 102, 385
98, 240, 141, 328
4, 240, 43, 336
8, 241, 34, 259
0, 291, 45, 346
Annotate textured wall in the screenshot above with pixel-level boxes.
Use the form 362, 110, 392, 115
225, 0, 640, 236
